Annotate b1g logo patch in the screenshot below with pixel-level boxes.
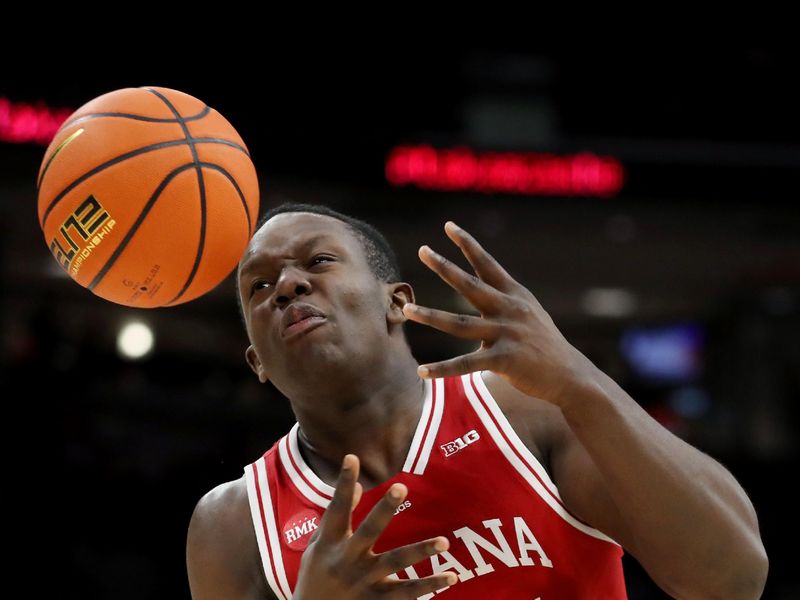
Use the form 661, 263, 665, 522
440, 429, 481, 458
282, 508, 321, 551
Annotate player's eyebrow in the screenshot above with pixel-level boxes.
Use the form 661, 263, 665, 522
238, 234, 337, 279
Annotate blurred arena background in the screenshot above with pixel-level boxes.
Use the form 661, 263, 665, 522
2, 44, 797, 598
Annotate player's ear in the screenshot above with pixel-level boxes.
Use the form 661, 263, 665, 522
245, 345, 269, 384
387, 282, 415, 326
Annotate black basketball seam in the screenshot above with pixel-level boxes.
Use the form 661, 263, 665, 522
86, 162, 250, 296
88, 162, 198, 291
197, 163, 253, 236
58, 105, 211, 131
40, 137, 250, 229
38, 102, 212, 195
162, 163, 253, 306
145, 87, 208, 306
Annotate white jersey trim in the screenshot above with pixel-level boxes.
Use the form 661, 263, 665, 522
244, 458, 293, 600
462, 370, 622, 547
280, 376, 440, 507
410, 376, 444, 474
281, 429, 333, 507
476, 370, 562, 500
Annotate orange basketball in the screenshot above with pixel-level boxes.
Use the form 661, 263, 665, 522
36, 86, 259, 308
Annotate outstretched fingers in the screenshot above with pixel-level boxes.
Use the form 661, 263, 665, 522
443, 221, 516, 293
317, 454, 360, 542
402, 303, 500, 341
371, 536, 453, 582
418, 244, 500, 313
345, 482, 458, 593
377, 570, 458, 599
302, 461, 459, 599
347, 482, 408, 556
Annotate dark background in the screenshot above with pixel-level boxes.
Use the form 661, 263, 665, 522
2, 43, 797, 598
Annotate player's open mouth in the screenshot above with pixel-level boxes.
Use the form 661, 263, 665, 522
283, 316, 327, 339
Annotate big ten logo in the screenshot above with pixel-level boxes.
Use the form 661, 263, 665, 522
49, 194, 113, 271
440, 429, 481, 458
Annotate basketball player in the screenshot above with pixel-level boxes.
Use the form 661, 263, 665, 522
186, 202, 768, 599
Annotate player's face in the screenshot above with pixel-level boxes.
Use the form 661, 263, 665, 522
238, 212, 389, 388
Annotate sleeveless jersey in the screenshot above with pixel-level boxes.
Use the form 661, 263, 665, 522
244, 370, 628, 599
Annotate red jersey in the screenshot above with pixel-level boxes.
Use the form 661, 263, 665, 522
244, 370, 628, 599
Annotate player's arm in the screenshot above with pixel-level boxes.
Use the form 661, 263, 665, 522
549, 372, 767, 600
483, 369, 768, 600
401, 221, 768, 598
186, 478, 276, 600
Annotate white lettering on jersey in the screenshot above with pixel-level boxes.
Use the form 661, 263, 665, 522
283, 516, 318, 544
395, 515, 553, 598
430, 550, 475, 582
454, 518, 519, 576
440, 429, 481, 458
393, 499, 412, 516
515, 516, 553, 568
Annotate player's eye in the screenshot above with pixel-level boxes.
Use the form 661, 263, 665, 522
311, 255, 334, 265
250, 256, 334, 296
250, 279, 270, 295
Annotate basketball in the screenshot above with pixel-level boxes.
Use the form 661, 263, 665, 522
36, 86, 259, 308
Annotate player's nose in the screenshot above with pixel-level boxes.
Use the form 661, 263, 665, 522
272, 266, 312, 306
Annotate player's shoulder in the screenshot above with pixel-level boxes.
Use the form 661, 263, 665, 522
187, 476, 269, 599
188, 475, 252, 560
193, 475, 250, 521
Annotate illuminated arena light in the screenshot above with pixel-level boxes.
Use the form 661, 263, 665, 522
117, 322, 155, 360
0, 97, 72, 145
385, 144, 625, 197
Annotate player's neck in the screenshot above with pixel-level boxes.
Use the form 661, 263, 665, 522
292, 358, 426, 490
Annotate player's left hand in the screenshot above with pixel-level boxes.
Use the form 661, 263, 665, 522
402, 221, 592, 406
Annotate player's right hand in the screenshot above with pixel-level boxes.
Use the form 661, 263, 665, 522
293, 454, 458, 599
